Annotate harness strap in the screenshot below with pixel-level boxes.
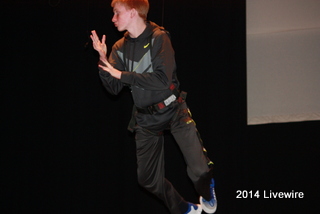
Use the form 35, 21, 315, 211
136, 84, 180, 114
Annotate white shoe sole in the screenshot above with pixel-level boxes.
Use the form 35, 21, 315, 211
200, 196, 217, 214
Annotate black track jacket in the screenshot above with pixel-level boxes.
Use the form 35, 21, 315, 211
99, 21, 180, 130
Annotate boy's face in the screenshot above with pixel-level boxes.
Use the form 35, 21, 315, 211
112, 3, 133, 32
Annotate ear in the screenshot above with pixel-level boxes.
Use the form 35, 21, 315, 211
130, 8, 138, 18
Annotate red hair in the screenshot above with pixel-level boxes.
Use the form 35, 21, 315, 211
111, 0, 149, 20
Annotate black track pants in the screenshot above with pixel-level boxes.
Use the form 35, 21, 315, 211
135, 101, 213, 214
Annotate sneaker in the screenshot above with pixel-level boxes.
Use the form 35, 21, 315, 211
200, 178, 217, 213
184, 203, 202, 214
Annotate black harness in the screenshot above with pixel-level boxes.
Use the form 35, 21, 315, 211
136, 84, 180, 114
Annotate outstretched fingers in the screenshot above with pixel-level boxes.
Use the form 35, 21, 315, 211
90, 30, 98, 42
90, 30, 107, 55
101, 34, 106, 44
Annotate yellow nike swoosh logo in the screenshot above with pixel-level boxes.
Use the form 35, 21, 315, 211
144, 43, 150, 48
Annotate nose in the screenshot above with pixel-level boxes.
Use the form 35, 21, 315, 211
112, 14, 117, 22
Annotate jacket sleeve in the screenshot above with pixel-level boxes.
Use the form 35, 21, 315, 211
120, 30, 175, 90
99, 45, 125, 95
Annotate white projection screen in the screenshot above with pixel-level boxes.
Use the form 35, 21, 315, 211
246, 0, 320, 125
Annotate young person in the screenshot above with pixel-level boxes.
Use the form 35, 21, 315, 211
90, 0, 217, 213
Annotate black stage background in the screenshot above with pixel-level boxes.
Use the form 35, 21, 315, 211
2, 0, 318, 213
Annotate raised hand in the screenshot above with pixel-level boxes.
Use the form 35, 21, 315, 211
90, 30, 107, 60
90, 30, 121, 79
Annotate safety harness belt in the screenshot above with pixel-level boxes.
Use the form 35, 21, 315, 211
136, 84, 180, 114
